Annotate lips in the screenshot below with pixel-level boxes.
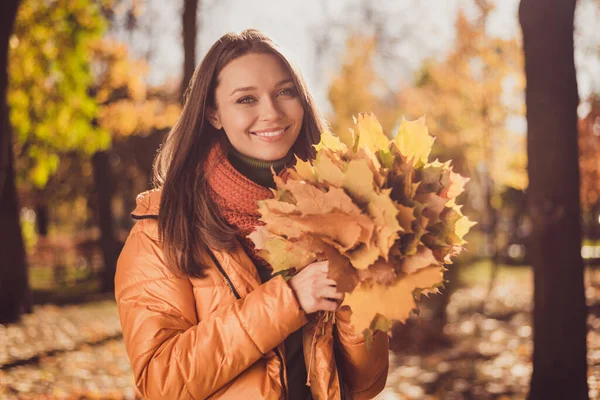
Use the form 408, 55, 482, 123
250, 125, 290, 137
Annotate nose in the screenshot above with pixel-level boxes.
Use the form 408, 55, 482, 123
259, 97, 283, 121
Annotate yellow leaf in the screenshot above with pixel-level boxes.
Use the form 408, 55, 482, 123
338, 127, 356, 150
342, 159, 375, 201
442, 170, 470, 201
291, 156, 316, 183
314, 151, 345, 187
315, 131, 348, 152
343, 265, 444, 332
455, 214, 477, 244
393, 116, 435, 165
354, 112, 389, 154
347, 244, 381, 270
257, 235, 317, 273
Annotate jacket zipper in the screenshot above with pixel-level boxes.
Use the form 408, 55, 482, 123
206, 247, 241, 299
206, 248, 288, 400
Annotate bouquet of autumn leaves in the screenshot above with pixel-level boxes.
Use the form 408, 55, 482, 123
248, 113, 475, 346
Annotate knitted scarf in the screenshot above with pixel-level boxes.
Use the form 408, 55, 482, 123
205, 139, 291, 272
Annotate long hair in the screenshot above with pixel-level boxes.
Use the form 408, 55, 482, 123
153, 29, 326, 278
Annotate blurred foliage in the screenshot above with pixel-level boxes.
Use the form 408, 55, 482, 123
328, 34, 401, 139
327, 4, 530, 261
398, 8, 527, 194
579, 96, 600, 212
91, 37, 180, 137
8, 0, 110, 189
8, 0, 180, 246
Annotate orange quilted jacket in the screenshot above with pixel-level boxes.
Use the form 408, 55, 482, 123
114, 189, 389, 399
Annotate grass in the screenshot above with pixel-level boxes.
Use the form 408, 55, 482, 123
457, 259, 532, 288
29, 265, 97, 291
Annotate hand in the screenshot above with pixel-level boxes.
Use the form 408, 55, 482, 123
288, 260, 345, 314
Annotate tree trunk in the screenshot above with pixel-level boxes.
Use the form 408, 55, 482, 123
519, 0, 589, 399
92, 150, 118, 293
181, 0, 198, 100
0, 0, 30, 324
35, 201, 49, 237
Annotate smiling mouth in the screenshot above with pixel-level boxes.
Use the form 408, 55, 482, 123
250, 125, 290, 137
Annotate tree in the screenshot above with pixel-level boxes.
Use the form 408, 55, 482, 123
9, 0, 110, 189
579, 98, 600, 240
0, 0, 30, 324
399, 3, 527, 216
7, 0, 109, 298
181, 0, 199, 99
579, 97, 600, 213
328, 34, 401, 138
519, 0, 589, 398
396, 1, 527, 339
89, 37, 179, 292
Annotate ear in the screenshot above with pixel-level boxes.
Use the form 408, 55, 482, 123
206, 107, 223, 130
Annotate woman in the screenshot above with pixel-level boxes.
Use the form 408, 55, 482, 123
115, 29, 389, 400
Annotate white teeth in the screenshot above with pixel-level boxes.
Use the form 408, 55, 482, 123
253, 128, 286, 137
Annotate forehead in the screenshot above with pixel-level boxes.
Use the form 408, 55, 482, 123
216, 53, 293, 92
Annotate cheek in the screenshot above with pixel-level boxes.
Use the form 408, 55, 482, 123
284, 100, 305, 124
222, 107, 257, 134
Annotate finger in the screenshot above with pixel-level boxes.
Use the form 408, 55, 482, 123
322, 279, 338, 287
319, 286, 345, 301
319, 299, 341, 312
320, 261, 329, 274
338, 305, 351, 313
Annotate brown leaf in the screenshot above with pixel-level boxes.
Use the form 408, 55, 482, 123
343, 265, 445, 333
396, 203, 416, 231
321, 245, 359, 293
414, 192, 447, 225
398, 245, 439, 274
256, 236, 318, 273
347, 243, 381, 269
264, 212, 369, 251
367, 259, 398, 285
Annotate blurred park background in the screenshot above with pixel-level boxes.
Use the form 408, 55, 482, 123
0, 0, 599, 398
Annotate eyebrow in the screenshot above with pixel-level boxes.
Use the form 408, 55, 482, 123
229, 78, 294, 96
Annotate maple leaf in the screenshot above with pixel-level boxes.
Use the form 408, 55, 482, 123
398, 245, 439, 274
320, 244, 360, 292
347, 243, 381, 270
455, 212, 477, 244
275, 180, 362, 216
247, 112, 476, 342
393, 116, 436, 166
342, 265, 445, 333
289, 156, 316, 183
414, 192, 448, 225
249, 231, 317, 272
316, 130, 349, 152
313, 151, 345, 187
440, 169, 470, 205
353, 112, 389, 154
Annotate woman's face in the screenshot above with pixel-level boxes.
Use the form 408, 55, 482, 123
208, 53, 305, 161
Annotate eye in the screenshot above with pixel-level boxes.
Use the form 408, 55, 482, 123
236, 96, 255, 104
278, 87, 297, 97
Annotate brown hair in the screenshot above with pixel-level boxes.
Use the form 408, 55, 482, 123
153, 29, 326, 278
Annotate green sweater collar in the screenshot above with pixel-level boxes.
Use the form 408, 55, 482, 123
227, 147, 295, 189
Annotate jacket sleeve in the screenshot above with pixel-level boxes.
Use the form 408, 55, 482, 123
334, 306, 389, 399
114, 224, 308, 400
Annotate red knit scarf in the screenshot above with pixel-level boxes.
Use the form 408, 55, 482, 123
205, 139, 288, 271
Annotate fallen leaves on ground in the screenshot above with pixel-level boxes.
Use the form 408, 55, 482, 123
1, 269, 600, 399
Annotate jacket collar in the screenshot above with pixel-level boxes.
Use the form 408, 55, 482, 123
129, 187, 263, 290
131, 188, 162, 219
